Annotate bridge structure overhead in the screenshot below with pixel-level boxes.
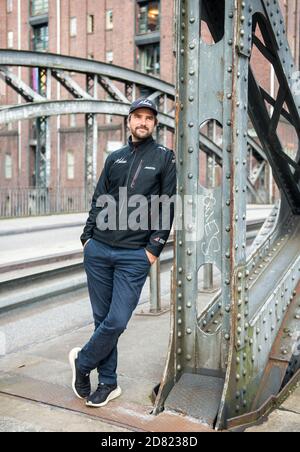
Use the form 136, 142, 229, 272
0, 0, 300, 431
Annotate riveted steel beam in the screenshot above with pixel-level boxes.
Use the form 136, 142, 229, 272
0, 50, 175, 97
153, 0, 300, 431
52, 70, 93, 100
85, 74, 98, 196
0, 99, 175, 129
0, 66, 44, 102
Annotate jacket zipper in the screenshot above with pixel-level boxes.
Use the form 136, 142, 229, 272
115, 150, 138, 246
126, 150, 137, 189
130, 159, 144, 189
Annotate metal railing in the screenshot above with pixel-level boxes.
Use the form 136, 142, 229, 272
0, 187, 90, 218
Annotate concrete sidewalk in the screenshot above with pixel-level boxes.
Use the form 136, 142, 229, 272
0, 213, 87, 237
0, 263, 298, 432
246, 386, 300, 432
0, 293, 213, 432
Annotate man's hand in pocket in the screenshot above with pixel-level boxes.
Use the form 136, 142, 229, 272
145, 250, 158, 265
83, 239, 91, 249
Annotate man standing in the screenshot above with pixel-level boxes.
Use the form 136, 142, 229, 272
69, 98, 177, 408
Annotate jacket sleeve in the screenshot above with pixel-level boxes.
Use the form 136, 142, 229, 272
145, 150, 177, 258
80, 157, 112, 246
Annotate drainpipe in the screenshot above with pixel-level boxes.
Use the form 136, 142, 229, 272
56, 0, 61, 200
18, 0, 22, 186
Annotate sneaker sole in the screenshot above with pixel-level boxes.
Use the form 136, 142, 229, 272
86, 386, 122, 408
69, 347, 85, 400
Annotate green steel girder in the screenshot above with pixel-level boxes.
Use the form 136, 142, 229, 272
153, 0, 300, 431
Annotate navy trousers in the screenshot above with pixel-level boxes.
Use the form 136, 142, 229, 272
77, 238, 151, 385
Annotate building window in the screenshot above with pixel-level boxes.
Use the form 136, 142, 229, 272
31, 0, 49, 16
70, 17, 77, 37
87, 14, 94, 34
137, 1, 160, 35
137, 43, 160, 75
7, 31, 14, 48
67, 151, 75, 180
7, 0, 13, 13
70, 114, 77, 128
5, 154, 12, 179
106, 10, 113, 30
106, 114, 113, 124
32, 25, 48, 52
106, 51, 114, 64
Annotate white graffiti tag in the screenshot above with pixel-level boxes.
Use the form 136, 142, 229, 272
201, 193, 221, 257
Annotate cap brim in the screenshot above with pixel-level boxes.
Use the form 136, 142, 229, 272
129, 106, 158, 116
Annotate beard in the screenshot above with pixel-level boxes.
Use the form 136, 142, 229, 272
131, 127, 152, 141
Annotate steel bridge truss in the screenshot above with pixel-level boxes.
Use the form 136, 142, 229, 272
151, 0, 300, 430
0, 50, 268, 202
0, 0, 299, 430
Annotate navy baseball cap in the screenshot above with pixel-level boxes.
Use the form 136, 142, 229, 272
129, 97, 158, 116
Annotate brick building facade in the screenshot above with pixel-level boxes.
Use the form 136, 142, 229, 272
0, 0, 299, 198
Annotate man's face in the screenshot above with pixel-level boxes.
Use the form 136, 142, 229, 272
128, 108, 157, 141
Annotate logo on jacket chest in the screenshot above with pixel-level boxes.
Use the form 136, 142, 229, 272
114, 158, 128, 164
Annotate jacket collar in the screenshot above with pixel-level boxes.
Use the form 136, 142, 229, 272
128, 135, 154, 151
